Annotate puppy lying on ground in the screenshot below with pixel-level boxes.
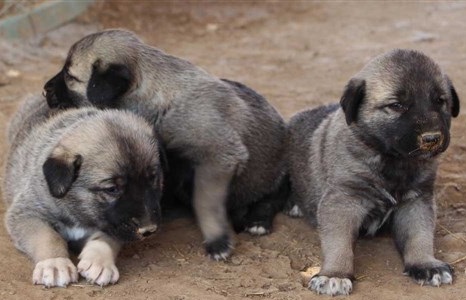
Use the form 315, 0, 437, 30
3, 95, 163, 287
43, 29, 287, 260
287, 49, 460, 295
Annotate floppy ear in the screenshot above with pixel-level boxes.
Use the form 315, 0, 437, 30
340, 78, 366, 125
87, 60, 133, 108
445, 76, 460, 118
43, 147, 82, 198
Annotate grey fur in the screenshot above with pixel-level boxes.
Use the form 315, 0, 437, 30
3, 95, 163, 287
43, 29, 287, 259
288, 49, 459, 296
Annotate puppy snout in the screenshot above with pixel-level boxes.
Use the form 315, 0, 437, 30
137, 224, 158, 237
44, 83, 58, 107
419, 132, 443, 150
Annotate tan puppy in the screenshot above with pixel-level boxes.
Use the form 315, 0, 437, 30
43, 29, 287, 260
3, 95, 163, 287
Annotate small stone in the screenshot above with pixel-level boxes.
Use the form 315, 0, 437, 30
411, 31, 436, 43
206, 23, 219, 32
6, 69, 21, 78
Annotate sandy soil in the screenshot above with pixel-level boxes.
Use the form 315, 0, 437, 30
0, 2, 465, 299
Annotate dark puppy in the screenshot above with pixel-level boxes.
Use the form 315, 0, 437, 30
287, 49, 460, 295
43, 29, 287, 260
3, 95, 163, 287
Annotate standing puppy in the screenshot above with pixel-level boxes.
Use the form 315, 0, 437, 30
287, 49, 460, 296
3, 95, 163, 287
43, 30, 287, 260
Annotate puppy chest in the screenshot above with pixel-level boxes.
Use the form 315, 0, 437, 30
57, 225, 92, 242
361, 188, 422, 236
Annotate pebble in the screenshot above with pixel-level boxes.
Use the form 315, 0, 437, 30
6, 69, 21, 78
411, 31, 436, 43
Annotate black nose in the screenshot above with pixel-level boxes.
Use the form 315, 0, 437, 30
421, 132, 441, 145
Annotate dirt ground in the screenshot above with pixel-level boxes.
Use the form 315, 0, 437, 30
0, 1, 465, 299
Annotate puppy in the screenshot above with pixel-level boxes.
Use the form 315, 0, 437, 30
3, 95, 163, 287
43, 29, 287, 260
287, 49, 460, 295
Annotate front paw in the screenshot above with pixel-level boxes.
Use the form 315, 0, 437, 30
78, 242, 119, 286
404, 262, 453, 286
284, 204, 304, 218
245, 224, 271, 236
33, 257, 78, 288
309, 275, 353, 296
205, 234, 233, 261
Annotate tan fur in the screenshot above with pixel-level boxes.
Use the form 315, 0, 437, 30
44, 29, 287, 259
3, 94, 162, 287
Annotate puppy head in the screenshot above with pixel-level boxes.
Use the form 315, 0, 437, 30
43, 111, 163, 242
340, 49, 460, 159
44, 29, 141, 110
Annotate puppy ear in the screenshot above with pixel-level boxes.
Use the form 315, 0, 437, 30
340, 78, 366, 125
43, 146, 82, 198
445, 76, 460, 118
87, 60, 133, 108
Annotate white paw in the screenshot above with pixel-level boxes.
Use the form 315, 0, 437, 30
410, 269, 453, 287
245, 225, 269, 236
32, 257, 78, 288
286, 204, 304, 218
78, 240, 119, 286
427, 271, 453, 286
404, 263, 453, 287
309, 275, 353, 296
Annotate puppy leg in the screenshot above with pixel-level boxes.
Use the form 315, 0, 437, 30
309, 192, 366, 296
393, 197, 453, 286
194, 163, 234, 260
242, 175, 289, 235
242, 199, 275, 236
162, 107, 248, 260
77, 231, 122, 286
229, 205, 249, 233
5, 211, 77, 287
283, 197, 304, 218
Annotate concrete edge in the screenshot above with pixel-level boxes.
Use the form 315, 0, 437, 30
0, 0, 95, 39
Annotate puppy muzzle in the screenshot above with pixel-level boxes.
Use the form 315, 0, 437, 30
44, 74, 60, 107
137, 224, 158, 238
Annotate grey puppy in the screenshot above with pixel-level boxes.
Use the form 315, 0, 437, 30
287, 49, 460, 296
42, 29, 287, 260
3, 95, 163, 287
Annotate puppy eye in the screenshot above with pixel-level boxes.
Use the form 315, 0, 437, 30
64, 72, 73, 82
64, 70, 79, 82
386, 102, 408, 113
437, 96, 446, 105
103, 186, 122, 197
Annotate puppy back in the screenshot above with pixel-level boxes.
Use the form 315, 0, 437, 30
7, 94, 54, 146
